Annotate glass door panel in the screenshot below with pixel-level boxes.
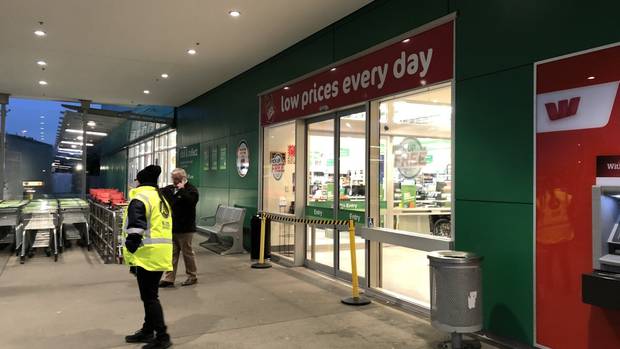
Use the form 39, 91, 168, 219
306, 119, 335, 268
338, 110, 367, 277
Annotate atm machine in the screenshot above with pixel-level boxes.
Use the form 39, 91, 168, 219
582, 185, 620, 308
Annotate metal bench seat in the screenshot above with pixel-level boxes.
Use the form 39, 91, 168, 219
197, 204, 246, 255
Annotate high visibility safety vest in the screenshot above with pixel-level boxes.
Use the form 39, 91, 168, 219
122, 186, 173, 272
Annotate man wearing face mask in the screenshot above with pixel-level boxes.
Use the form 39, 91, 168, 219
159, 168, 199, 287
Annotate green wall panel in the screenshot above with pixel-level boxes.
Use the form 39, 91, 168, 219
98, 121, 131, 156
229, 189, 258, 213
197, 187, 229, 219
455, 65, 533, 204
230, 188, 258, 251
334, 0, 448, 61
100, 150, 127, 194
451, 0, 620, 81
455, 200, 533, 345
228, 131, 259, 190
200, 138, 230, 188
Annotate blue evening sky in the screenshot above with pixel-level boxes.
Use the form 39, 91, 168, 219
5, 98, 99, 145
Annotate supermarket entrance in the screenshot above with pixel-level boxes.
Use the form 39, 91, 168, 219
304, 107, 367, 283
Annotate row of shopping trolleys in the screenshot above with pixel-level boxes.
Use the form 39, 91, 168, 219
0, 199, 90, 264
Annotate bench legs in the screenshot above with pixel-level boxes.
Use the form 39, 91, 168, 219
220, 232, 245, 255
200, 231, 245, 255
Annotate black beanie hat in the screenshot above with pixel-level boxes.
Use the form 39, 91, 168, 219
136, 165, 161, 185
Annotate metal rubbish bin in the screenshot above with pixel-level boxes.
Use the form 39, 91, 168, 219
250, 215, 271, 260
428, 251, 483, 348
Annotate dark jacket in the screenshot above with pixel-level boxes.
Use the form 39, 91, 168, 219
161, 182, 199, 234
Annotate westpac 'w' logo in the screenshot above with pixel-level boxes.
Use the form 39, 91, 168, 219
545, 97, 581, 121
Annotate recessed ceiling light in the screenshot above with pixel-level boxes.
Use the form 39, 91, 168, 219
432, 99, 438, 103
187, 49, 197, 55
330, 68, 337, 72
402, 38, 411, 43
229, 10, 241, 17
34, 30, 46, 37
66, 129, 107, 136
37, 60, 47, 66
62, 141, 93, 146
587, 76, 596, 80
143, 90, 150, 94
161, 73, 169, 79
87, 121, 96, 127
38, 80, 48, 86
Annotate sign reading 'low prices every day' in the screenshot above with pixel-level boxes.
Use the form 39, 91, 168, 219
260, 21, 453, 125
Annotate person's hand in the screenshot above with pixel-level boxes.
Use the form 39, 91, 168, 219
125, 234, 142, 253
176, 178, 187, 190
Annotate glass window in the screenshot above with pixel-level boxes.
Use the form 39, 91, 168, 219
263, 122, 296, 260
168, 131, 177, 148
379, 244, 430, 307
306, 119, 335, 267
307, 119, 335, 214
263, 122, 296, 214
127, 130, 176, 189
166, 148, 174, 185
372, 83, 452, 307
168, 148, 176, 181
379, 85, 452, 237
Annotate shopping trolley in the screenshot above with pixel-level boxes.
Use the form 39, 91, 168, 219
58, 198, 90, 252
0, 200, 29, 254
20, 199, 59, 264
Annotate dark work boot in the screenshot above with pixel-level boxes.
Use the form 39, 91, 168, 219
142, 333, 172, 349
125, 329, 154, 343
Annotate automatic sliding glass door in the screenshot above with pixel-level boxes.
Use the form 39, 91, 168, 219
305, 108, 367, 282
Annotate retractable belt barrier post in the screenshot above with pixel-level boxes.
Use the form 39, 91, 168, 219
254, 212, 371, 306
251, 213, 272, 269
341, 219, 371, 306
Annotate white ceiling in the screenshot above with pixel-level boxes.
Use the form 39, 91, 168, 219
0, 0, 372, 107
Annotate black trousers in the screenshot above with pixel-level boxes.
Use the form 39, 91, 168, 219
136, 266, 167, 335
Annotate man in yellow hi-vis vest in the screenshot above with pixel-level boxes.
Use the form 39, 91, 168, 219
122, 165, 173, 349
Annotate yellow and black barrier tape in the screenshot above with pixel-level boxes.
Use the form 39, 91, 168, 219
259, 212, 352, 227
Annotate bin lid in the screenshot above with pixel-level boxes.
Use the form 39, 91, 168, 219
427, 250, 483, 264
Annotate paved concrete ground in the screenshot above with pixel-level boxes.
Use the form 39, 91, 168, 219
0, 242, 499, 349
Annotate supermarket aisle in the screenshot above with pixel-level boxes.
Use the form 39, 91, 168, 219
0, 242, 499, 349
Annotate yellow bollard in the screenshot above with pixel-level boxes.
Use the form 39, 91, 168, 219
341, 219, 371, 306
251, 213, 272, 269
